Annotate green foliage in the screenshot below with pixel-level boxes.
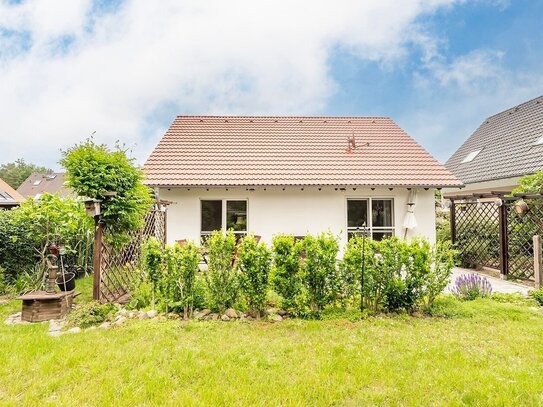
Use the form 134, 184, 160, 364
271, 234, 302, 311
299, 232, 340, 313
60, 139, 153, 245
512, 170, 543, 194
530, 289, 543, 306
161, 242, 201, 317
424, 240, 456, 309
65, 301, 116, 328
435, 207, 451, 243
204, 230, 238, 313
142, 237, 163, 308
238, 235, 272, 315
0, 194, 93, 288
128, 280, 153, 310
0, 158, 52, 189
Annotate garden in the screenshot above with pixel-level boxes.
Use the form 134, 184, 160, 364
2, 141, 543, 405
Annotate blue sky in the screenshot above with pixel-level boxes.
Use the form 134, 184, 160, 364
0, 0, 542, 168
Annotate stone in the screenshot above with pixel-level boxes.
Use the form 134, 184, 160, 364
268, 314, 283, 322
147, 310, 158, 318
99, 322, 111, 329
210, 313, 219, 321
49, 320, 65, 332
221, 314, 230, 321
114, 316, 126, 326
139, 311, 149, 320
277, 310, 288, 317
118, 308, 128, 316
265, 308, 279, 316
67, 327, 81, 334
194, 309, 212, 319
128, 311, 136, 319
224, 308, 238, 319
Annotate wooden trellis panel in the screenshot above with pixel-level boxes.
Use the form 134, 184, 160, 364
95, 208, 167, 303
455, 201, 500, 270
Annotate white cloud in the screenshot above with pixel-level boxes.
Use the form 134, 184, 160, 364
0, 0, 461, 168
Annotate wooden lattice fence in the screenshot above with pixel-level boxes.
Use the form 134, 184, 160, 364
93, 208, 167, 303
451, 194, 543, 281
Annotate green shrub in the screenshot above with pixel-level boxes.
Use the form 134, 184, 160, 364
128, 280, 153, 310
66, 301, 116, 328
271, 234, 302, 311
423, 240, 456, 309
142, 237, 164, 308
238, 235, 272, 316
530, 289, 543, 306
299, 233, 340, 313
204, 230, 238, 313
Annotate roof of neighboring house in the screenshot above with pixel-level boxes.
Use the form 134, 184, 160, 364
0, 178, 25, 207
144, 116, 461, 188
445, 95, 543, 185
17, 172, 73, 199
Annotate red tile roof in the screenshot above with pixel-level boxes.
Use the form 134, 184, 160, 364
144, 116, 462, 188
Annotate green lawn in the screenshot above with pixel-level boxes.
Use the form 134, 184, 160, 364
1, 280, 543, 406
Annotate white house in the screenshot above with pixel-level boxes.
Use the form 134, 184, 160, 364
144, 116, 461, 247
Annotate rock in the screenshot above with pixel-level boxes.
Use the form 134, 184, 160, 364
277, 310, 288, 317
224, 308, 238, 319
128, 311, 136, 319
49, 320, 65, 332
210, 313, 219, 321
67, 327, 81, 334
265, 308, 279, 316
221, 314, 230, 321
118, 308, 128, 316
147, 310, 158, 318
139, 311, 149, 320
194, 309, 212, 319
168, 313, 180, 320
268, 314, 283, 322
114, 316, 126, 326
99, 322, 111, 329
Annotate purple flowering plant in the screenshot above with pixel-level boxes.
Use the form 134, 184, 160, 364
452, 273, 492, 301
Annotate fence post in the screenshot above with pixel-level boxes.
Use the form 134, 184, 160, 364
92, 218, 105, 301
498, 203, 509, 279
534, 235, 542, 289
450, 199, 456, 244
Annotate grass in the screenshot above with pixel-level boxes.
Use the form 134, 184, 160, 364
1, 278, 543, 406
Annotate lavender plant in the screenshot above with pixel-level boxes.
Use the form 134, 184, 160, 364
452, 273, 492, 301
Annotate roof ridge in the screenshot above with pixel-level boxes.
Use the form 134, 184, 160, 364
484, 94, 543, 122
175, 115, 390, 120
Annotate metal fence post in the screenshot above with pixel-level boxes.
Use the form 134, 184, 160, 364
534, 235, 542, 290
499, 203, 509, 279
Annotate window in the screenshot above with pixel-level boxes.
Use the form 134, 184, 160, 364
200, 199, 247, 243
534, 135, 543, 145
347, 198, 394, 241
461, 149, 481, 163
33, 180, 42, 186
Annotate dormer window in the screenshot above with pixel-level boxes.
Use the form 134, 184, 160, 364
462, 149, 481, 163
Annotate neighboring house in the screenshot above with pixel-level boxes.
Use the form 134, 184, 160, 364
17, 172, 73, 199
0, 178, 25, 210
144, 116, 461, 247
443, 95, 543, 198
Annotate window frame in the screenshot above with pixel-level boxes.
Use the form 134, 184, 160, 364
200, 198, 249, 240
346, 197, 395, 240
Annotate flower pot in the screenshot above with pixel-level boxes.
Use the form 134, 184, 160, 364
56, 272, 76, 292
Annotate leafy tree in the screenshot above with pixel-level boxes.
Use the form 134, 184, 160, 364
60, 139, 153, 245
238, 235, 272, 316
0, 158, 52, 189
512, 171, 543, 194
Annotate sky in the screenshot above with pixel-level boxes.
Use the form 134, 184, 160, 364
1, 0, 542, 169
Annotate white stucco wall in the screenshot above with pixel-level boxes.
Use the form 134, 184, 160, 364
158, 187, 436, 248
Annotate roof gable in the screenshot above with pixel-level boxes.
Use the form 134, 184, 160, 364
16, 173, 73, 199
0, 178, 25, 207
445, 95, 543, 184
144, 116, 461, 187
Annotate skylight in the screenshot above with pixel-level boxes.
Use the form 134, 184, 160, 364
535, 135, 543, 145
461, 149, 482, 163
33, 180, 42, 186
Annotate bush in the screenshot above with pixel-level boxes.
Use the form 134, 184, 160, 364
238, 235, 272, 316
530, 289, 543, 306
66, 301, 116, 328
423, 240, 456, 309
142, 237, 164, 308
204, 230, 238, 313
271, 235, 302, 311
299, 233, 340, 313
452, 273, 493, 301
